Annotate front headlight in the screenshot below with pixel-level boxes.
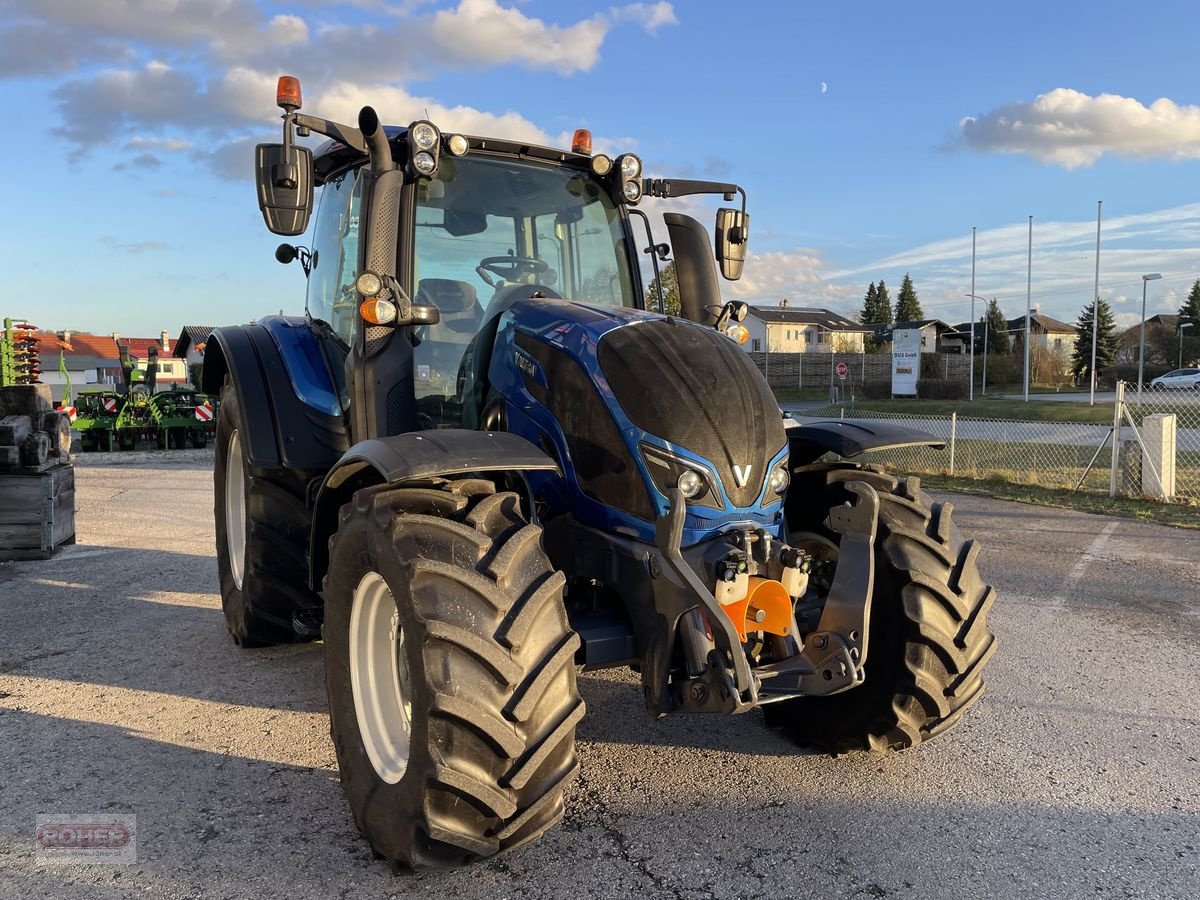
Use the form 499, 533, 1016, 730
640, 444, 720, 509
769, 462, 790, 495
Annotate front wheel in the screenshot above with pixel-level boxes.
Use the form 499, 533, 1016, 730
769, 468, 997, 753
213, 376, 317, 646
324, 479, 583, 869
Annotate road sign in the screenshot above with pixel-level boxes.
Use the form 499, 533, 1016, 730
836, 362, 848, 379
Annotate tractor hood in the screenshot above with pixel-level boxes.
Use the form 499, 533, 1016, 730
488, 299, 787, 541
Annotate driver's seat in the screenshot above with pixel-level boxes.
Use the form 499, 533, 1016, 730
415, 278, 482, 343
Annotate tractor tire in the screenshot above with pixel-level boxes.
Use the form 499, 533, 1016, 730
118, 431, 136, 451
323, 479, 583, 870
96, 430, 112, 452
769, 469, 996, 754
213, 376, 317, 646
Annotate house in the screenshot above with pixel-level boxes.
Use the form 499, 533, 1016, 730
1005, 313, 1076, 351
29, 331, 121, 403
116, 331, 190, 389
172, 326, 215, 367
742, 303, 869, 353
869, 319, 967, 354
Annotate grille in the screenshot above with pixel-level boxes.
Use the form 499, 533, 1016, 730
599, 320, 785, 508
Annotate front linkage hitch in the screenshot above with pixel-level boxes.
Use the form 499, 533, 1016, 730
647, 482, 881, 715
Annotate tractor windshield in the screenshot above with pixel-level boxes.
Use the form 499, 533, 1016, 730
411, 154, 638, 425
413, 154, 637, 309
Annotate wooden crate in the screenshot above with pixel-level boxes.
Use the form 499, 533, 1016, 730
0, 463, 75, 560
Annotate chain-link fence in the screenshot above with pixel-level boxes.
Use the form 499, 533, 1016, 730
793, 384, 1200, 504
749, 352, 970, 392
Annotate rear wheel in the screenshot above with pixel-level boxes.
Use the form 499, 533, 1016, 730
213, 376, 318, 646
769, 468, 997, 753
324, 478, 583, 869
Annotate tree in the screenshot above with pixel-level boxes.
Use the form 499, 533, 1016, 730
894, 273, 923, 322
645, 260, 680, 316
859, 281, 888, 351
874, 280, 891, 324
983, 298, 1009, 355
859, 281, 880, 323
1179, 278, 1200, 325
1071, 298, 1118, 381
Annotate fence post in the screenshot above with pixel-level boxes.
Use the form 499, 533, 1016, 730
949, 412, 957, 475
798, 353, 802, 390
1108, 381, 1124, 497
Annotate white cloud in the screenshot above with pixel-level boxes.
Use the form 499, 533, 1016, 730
266, 14, 309, 45
822, 203, 1200, 327
957, 88, 1200, 168
609, 2, 679, 33
310, 80, 555, 143
430, 0, 608, 73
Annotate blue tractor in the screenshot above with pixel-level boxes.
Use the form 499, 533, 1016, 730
208, 76, 997, 869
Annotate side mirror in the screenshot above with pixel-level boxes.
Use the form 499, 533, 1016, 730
255, 143, 313, 236
714, 208, 750, 281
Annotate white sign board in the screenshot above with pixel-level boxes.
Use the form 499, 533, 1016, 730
891, 328, 921, 396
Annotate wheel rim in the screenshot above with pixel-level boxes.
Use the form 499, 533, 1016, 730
349, 572, 413, 784
225, 430, 247, 590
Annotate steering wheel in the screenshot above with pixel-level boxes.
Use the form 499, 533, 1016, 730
476, 255, 549, 286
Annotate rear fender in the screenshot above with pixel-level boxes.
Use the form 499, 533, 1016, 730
308, 430, 558, 591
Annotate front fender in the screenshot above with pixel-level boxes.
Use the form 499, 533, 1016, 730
202, 318, 347, 472
308, 430, 559, 591
786, 419, 945, 466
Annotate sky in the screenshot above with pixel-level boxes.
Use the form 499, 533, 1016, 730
2, 0, 1199, 339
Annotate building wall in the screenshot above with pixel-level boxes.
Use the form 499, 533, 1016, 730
743, 318, 868, 354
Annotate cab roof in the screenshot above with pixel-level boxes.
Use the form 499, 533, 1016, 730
313, 125, 594, 185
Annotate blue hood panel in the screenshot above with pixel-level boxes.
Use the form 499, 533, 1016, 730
487, 300, 786, 546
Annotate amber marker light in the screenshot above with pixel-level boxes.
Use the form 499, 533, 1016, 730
572, 129, 593, 155
359, 299, 398, 325
725, 324, 750, 345
276, 75, 303, 111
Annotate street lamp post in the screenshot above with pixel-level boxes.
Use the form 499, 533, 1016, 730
965, 292, 989, 396
969, 227, 976, 402
1137, 273, 1162, 402
1183, 322, 1195, 369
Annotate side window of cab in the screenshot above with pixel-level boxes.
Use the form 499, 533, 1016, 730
306, 168, 363, 345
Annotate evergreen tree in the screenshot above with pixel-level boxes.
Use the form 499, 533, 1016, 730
874, 280, 892, 324
1071, 298, 1118, 381
983, 298, 1010, 355
859, 281, 891, 325
646, 260, 681, 316
859, 281, 878, 323
1180, 278, 1200, 326
893, 272, 923, 322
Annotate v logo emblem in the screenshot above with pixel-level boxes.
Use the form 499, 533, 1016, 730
732, 464, 753, 488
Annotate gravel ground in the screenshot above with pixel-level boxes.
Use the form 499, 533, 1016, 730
1, 455, 1198, 899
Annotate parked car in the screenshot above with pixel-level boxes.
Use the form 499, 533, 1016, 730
1149, 368, 1200, 389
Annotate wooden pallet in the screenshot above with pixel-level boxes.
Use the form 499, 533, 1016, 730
0, 463, 75, 560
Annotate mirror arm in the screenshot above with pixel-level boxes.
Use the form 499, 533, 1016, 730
627, 208, 667, 314
291, 114, 368, 155
643, 178, 742, 203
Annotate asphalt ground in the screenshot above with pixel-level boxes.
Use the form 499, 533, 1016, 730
1, 451, 1198, 899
